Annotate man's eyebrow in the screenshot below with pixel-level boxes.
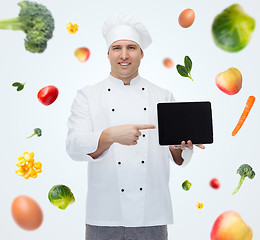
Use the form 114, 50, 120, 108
111, 44, 138, 47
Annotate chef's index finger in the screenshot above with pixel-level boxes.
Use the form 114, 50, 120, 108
135, 124, 156, 130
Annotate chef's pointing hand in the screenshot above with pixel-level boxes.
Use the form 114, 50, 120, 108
107, 124, 156, 146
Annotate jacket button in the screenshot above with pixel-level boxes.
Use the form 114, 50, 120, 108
142, 87, 145, 91
140, 188, 143, 191
121, 189, 124, 192
108, 88, 111, 91
144, 107, 146, 110
142, 134, 145, 137
141, 161, 145, 164
118, 162, 121, 165
112, 108, 115, 111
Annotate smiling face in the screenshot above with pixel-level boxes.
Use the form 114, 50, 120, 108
108, 40, 144, 84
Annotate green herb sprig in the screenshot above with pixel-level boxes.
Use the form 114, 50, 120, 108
176, 56, 194, 81
12, 82, 26, 91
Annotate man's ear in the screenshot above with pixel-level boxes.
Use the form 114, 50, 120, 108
141, 49, 144, 59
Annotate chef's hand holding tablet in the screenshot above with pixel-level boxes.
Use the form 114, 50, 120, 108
170, 140, 205, 150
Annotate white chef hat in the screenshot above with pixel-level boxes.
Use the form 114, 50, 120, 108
102, 12, 152, 50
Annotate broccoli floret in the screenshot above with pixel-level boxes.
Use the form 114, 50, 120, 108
0, 1, 54, 53
232, 164, 255, 195
26, 128, 42, 138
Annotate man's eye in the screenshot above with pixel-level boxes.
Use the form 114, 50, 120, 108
113, 47, 120, 50
129, 47, 135, 49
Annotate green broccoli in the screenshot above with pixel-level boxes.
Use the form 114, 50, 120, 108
0, 1, 54, 53
26, 128, 42, 138
232, 164, 255, 195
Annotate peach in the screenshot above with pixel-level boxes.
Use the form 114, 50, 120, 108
74, 47, 90, 62
211, 211, 253, 240
215, 67, 242, 95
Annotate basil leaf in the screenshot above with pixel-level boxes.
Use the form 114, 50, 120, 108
184, 56, 192, 73
176, 65, 189, 77
12, 82, 21, 87
17, 85, 24, 91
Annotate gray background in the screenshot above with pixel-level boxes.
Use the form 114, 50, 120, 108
0, 0, 259, 239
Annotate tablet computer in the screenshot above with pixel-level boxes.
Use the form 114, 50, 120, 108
157, 101, 213, 145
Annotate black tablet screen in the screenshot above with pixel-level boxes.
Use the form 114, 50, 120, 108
157, 101, 213, 145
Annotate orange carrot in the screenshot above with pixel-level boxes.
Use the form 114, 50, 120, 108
232, 96, 256, 136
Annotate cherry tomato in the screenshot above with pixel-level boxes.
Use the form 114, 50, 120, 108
37, 85, 59, 106
210, 178, 220, 189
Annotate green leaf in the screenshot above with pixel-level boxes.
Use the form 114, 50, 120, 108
12, 82, 21, 87
17, 85, 24, 91
184, 56, 192, 73
176, 65, 189, 77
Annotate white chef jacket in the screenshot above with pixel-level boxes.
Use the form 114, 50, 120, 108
66, 74, 193, 227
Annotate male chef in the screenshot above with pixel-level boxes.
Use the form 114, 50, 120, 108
66, 12, 205, 240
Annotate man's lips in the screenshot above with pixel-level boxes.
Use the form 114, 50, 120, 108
119, 62, 131, 66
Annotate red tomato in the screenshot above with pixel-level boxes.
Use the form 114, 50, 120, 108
37, 85, 59, 106
210, 178, 220, 189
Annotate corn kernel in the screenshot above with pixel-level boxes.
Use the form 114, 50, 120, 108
27, 162, 33, 168
24, 173, 30, 179
24, 154, 30, 161
35, 169, 42, 173
34, 161, 42, 169
19, 167, 26, 172
29, 152, 34, 158
20, 159, 26, 164
18, 156, 24, 161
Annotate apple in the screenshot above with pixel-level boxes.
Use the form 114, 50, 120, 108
211, 211, 253, 240
215, 67, 242, 95
74, 47, 90, 62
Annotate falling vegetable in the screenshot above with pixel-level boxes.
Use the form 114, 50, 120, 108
232, 96, 255, 136
37, 85, 59, 106
210, 178, 220, 189
48, 185, 75, 209
26, 128, 42, 138
0, 1, 54, 53
15, 152, 42, 179
182, 180, 192, 191
196, 202, 203, 209
67, 22, 78, 34
12, 82, 26, 91
212, 4, 255, 52
176, 56, 194, 81
232, 164, 255, 195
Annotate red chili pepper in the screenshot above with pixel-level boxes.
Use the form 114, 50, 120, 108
37, 85, 59, 106
210, 178, 220, 189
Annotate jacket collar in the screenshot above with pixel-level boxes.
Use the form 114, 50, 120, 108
108, 74, 142, 87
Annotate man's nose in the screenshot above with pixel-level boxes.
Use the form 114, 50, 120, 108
120, 48, 128, 60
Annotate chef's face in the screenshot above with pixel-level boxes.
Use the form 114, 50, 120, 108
108, 40, 144, 83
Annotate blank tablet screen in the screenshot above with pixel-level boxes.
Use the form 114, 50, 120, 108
157, 101, 213, 145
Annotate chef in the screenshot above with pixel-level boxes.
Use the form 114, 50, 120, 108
66, 12, 205, 240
